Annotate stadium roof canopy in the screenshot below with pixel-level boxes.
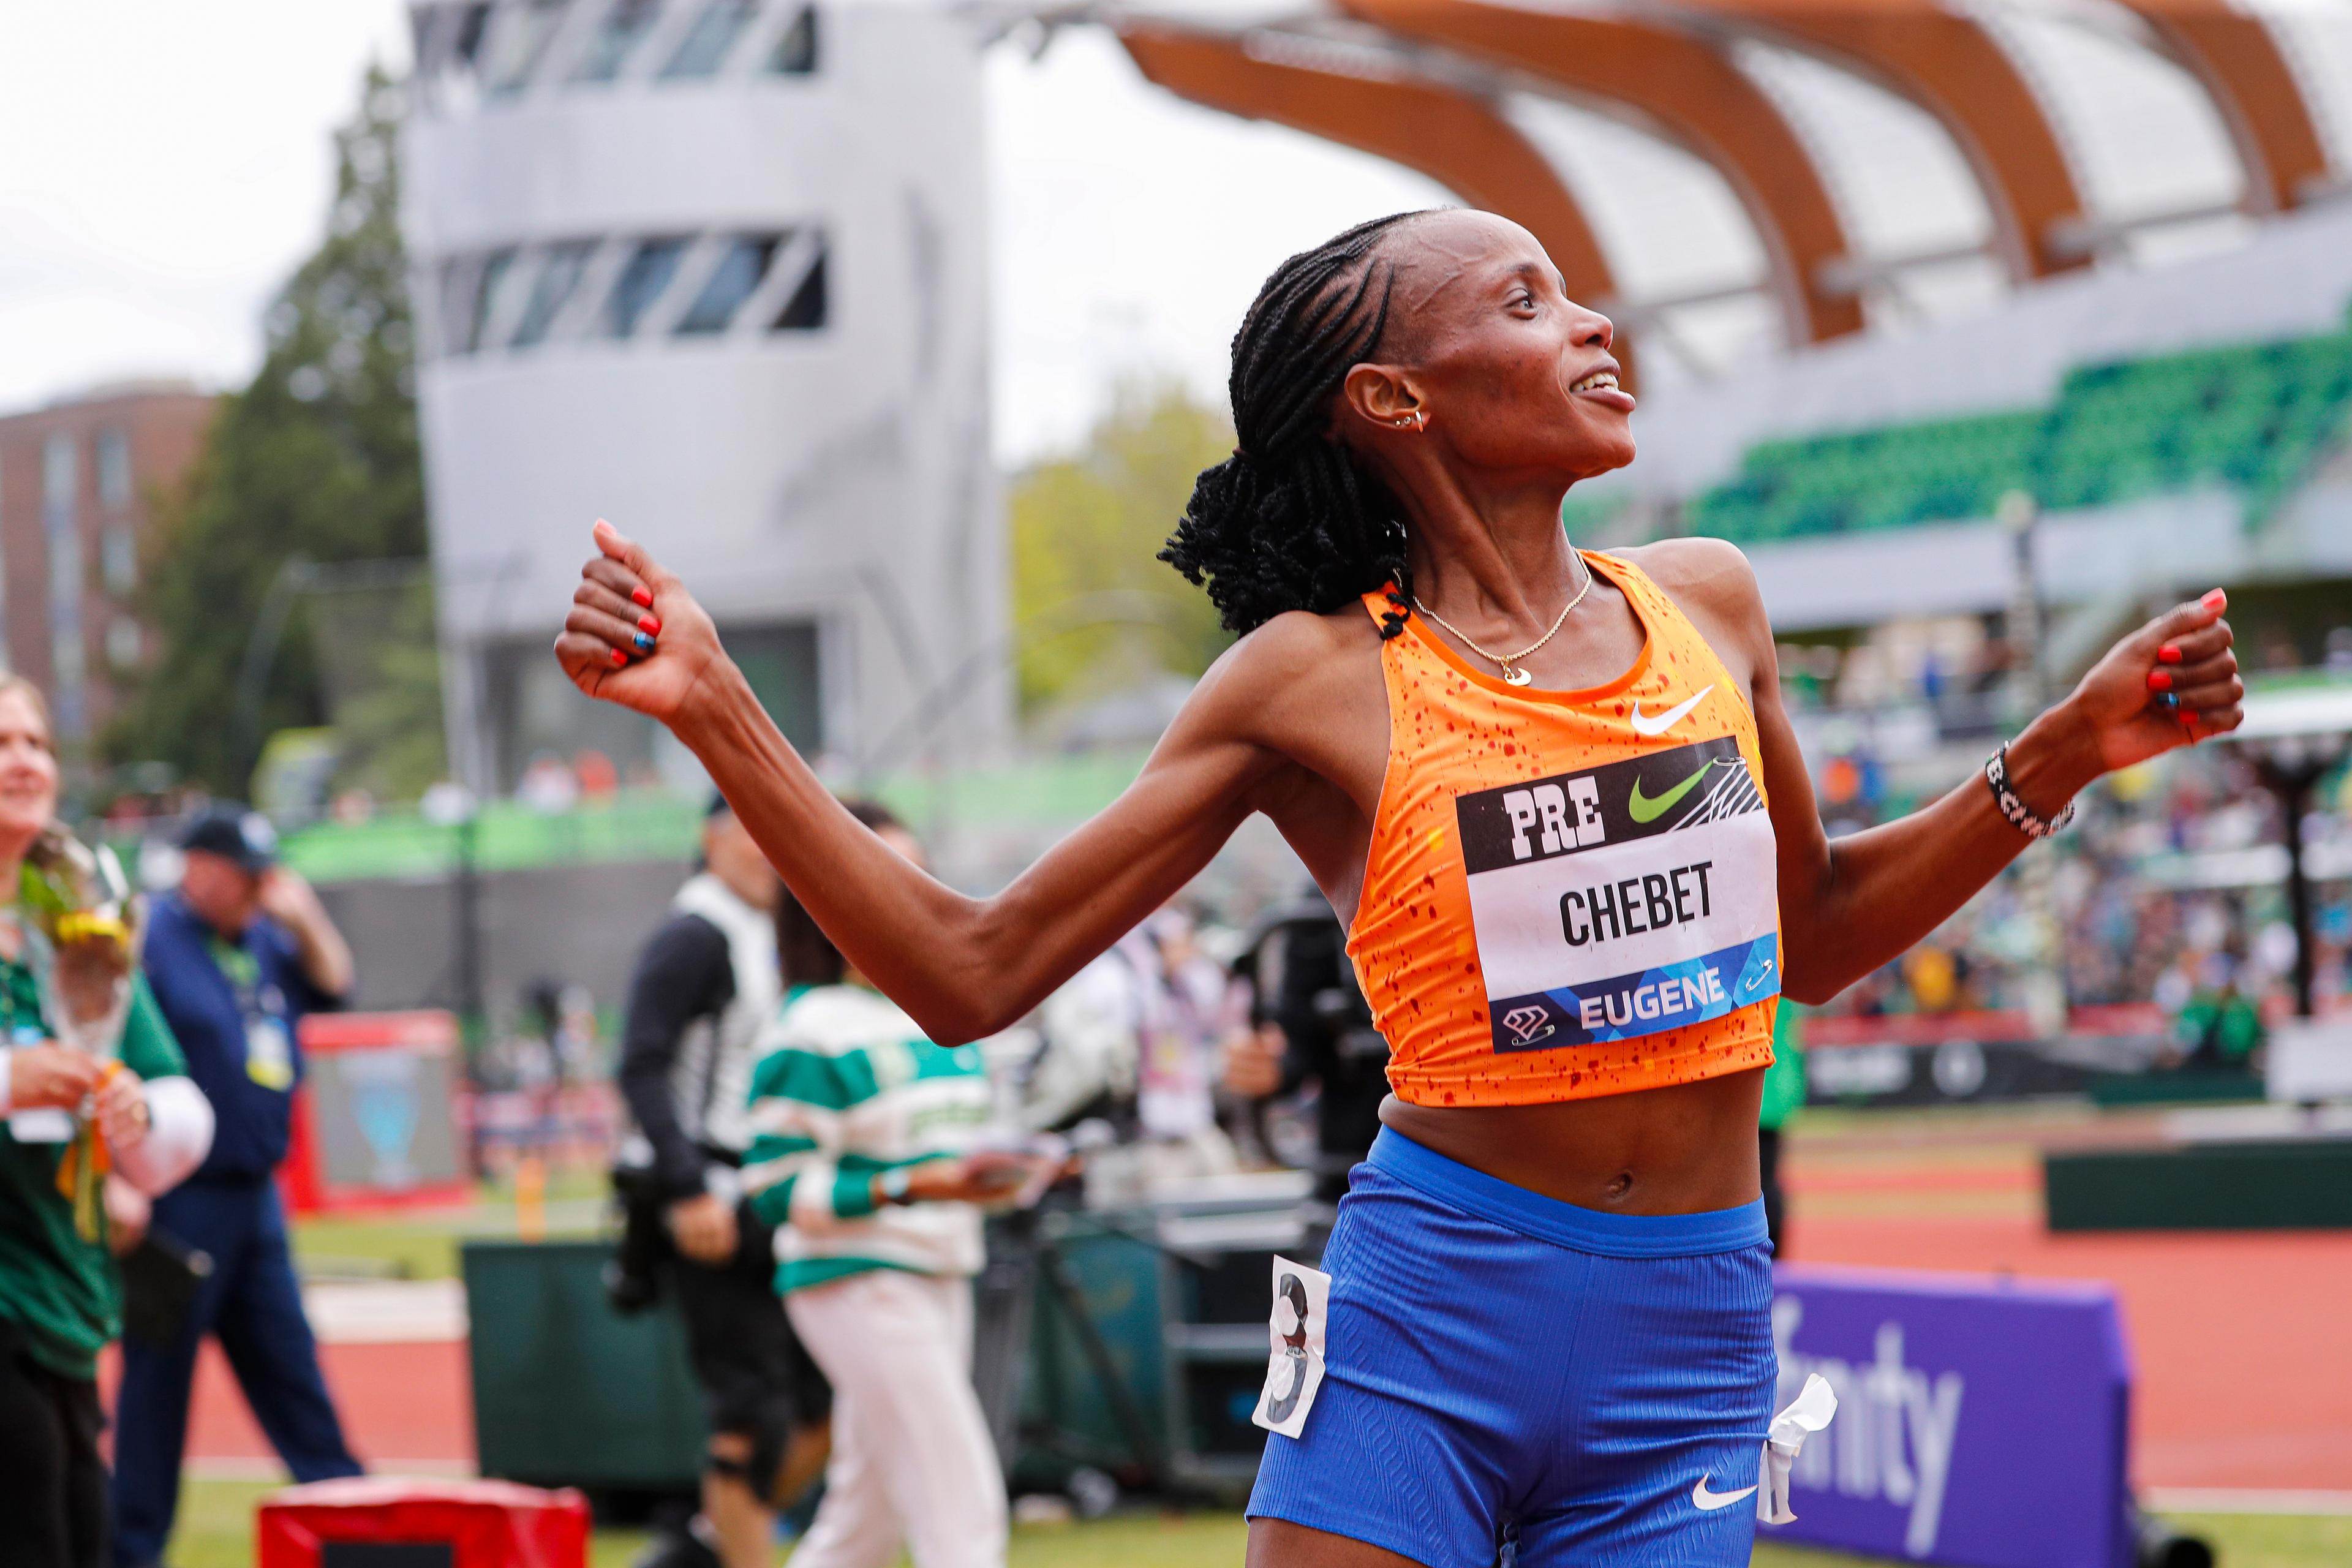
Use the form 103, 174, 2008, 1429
991, 0, 2352, 390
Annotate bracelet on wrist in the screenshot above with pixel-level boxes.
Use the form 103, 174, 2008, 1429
1984, 744, 2076, 840
877, 1166, 913, 1205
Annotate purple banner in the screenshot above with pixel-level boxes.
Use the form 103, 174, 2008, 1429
1766, 1264, 2133, 1568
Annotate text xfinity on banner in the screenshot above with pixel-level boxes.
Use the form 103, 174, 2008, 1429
1454, 736, 1781, 1053
1766, 1265, 2134, 1568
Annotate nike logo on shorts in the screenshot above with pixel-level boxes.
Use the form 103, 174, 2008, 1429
1691, 1476, 1758, 1512
1628, 690, 1708, 737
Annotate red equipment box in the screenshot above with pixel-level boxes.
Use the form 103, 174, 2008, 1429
256, 1477, 589, 1567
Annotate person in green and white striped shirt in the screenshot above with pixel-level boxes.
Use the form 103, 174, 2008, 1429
741, 802, 1013, 1568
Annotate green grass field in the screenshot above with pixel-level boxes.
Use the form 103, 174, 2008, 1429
175, 1478, 2351, 1567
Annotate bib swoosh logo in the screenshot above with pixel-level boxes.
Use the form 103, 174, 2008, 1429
1629, 690, 1708, 737
1627, 760, 1715, 824
1691, 1476, 1758, 1512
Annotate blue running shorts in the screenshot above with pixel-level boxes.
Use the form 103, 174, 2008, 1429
1248, 1128, 1776, 1567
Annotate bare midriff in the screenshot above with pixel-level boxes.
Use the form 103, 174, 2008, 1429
1379, 1065, 1766, 1214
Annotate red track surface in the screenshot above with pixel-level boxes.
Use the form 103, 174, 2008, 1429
103, 1339, 475, 1471
1792, 1214, 2352, 1489
145, 1113, 2352, 1493
1784, 1112, 2352, 1493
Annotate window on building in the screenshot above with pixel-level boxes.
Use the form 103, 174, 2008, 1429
674, 234, 780, 335
772, 241, 826, 331
511, 240, 597, 347
482, 0, 570, 96
660, 0, 756, 79
768, 6, 818, 75
107, 617, 141, 671
464, 248, 522, 352
45, 433, 85, 739
726, 620, 824, 753
603, 236, 690, 337
432, 2, 494, 78
96, 429, 132, 509
42, 432, 75, 509
102, 526, 137, 595
571, 0, 661, 81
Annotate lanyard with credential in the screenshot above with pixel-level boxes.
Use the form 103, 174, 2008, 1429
214, 934, 295, 1092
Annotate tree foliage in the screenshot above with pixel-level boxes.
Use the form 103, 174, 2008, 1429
105, 66, 429, 797
1008, 382, 1236, 713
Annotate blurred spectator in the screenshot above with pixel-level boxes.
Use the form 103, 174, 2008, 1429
575, 749, 620, 799
0, 677, 212, 1568
743, 803, 1009, 1568
1758, 1005, 1806, 1255
112, 807, 362, 1568
1224, 900, 1387, 1209
517, 753, 579, 814
1021, 955, 1140, 1136
615, 800, 830, 1568
2165, 954, 2265, 1071
1131, 908, 1243, 1170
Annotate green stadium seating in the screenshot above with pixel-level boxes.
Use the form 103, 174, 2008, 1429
1690, 322, 2352, 545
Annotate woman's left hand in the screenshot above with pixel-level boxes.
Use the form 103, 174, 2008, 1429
104, 1174, 149, 1256
95, 1066, 149, 1152
2067, 589, 2244, 774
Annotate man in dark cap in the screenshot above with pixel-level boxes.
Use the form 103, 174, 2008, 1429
111, 807, 362, 1568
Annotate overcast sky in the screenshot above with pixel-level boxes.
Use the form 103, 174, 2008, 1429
0, 2, 1441, 466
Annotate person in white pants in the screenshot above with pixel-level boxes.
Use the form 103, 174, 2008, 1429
784, 1269, 1001, 1568
739, 802, 1012, 1568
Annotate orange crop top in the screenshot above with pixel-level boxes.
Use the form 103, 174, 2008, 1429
1348, 551, 1779, 1107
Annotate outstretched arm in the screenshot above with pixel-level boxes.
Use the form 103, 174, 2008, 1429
556, 523, 1279, 1044
1700, 551, 2244, 1004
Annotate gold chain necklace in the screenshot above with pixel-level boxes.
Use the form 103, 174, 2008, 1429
1412, 553, 1594, 687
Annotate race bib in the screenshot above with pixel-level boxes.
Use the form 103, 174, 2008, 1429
1455, 734, 1781, 1053
1251, 1256, 1330, 1438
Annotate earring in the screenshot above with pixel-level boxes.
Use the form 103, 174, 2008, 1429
1414, 410, 1429, 431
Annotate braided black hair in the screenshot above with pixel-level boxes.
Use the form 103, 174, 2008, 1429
1160, 212, 1432, 638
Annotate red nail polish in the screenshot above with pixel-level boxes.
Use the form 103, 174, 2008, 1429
638, 614, 661, 635
2200, 589, 2226, 611
609, 647, 628, 668
2147, 669, 2172, 692
632, 586, 654, 608
2158, 643, 2182, 665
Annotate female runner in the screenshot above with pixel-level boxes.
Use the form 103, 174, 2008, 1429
557, 209, 2244, 1567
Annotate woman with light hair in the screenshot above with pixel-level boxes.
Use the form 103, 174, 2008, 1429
0, 676, 214, 1568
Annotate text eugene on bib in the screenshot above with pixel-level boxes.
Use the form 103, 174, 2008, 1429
1450, 735, 1781, 1053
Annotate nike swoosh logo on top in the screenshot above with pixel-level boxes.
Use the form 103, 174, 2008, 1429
1691, 1476, 1758, 1512
1629, 690, 1708, 737
1627, 760, 1716, 824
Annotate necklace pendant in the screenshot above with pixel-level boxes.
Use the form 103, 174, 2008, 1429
1501, 663, 1534, 687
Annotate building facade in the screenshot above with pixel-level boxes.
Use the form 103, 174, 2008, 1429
400, 0, 1004, 794
0, 383, 215, 747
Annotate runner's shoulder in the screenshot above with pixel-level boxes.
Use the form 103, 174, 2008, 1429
1207, 604, 1378, 693
1183, 604, 1382, 742
1612, 537, 1770, 644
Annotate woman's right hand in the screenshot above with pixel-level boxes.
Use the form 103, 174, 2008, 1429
890, 1156, 1038, 1208
554, 520, 729, 725
6, 1043, 103, 1111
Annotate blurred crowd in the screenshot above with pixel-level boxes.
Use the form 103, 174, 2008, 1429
1803, 740, 2351, 1063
